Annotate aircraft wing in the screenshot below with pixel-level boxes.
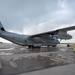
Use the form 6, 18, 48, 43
29, 26, 75, 38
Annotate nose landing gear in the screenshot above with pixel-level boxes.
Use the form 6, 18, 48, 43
67, 44, 70, 47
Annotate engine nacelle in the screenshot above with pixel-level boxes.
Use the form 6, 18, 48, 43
54, 34, 72, 40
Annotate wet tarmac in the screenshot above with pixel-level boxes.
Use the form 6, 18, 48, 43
0, 43, 75, 75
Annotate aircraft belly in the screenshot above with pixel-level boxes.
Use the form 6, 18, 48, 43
26, 38, 60, 46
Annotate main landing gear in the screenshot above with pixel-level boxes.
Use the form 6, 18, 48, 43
52, 45, 56, 47
47, 45, 56, 48
28, 46, 41, 49
28, 45, 56, 49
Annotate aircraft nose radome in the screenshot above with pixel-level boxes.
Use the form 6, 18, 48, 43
56, 40, 60, 44
70, 35, 72, 39
68, 34, 72, 39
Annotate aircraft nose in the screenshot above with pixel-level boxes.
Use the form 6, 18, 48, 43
67, 34, 72, 39
69, 35, 72, 39
54, 39, 60, 44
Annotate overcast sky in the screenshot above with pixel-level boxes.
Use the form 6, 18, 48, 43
0, 0, 75, 43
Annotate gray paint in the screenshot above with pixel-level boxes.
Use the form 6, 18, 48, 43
0, 22, 74, 47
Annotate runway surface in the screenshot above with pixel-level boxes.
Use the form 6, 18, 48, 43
0, 43, 75, 75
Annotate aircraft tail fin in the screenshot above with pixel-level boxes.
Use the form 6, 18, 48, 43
0, 21, 5, 31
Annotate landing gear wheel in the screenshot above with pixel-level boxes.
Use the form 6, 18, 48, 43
28, 46, 41, 48
52, 45, 56, 47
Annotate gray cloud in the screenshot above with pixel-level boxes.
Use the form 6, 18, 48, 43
0, 0, 75, 43
0, 0, 59, 32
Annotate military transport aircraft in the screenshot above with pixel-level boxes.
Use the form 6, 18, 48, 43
0, 22, 75, 48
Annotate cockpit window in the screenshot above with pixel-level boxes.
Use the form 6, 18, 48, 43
52, 37, 57, 40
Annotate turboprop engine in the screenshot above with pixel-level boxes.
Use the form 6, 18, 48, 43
53, 31, 72, 40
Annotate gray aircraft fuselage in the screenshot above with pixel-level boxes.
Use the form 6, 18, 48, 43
0, 21, 73, 48
0, 31, 60, 47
